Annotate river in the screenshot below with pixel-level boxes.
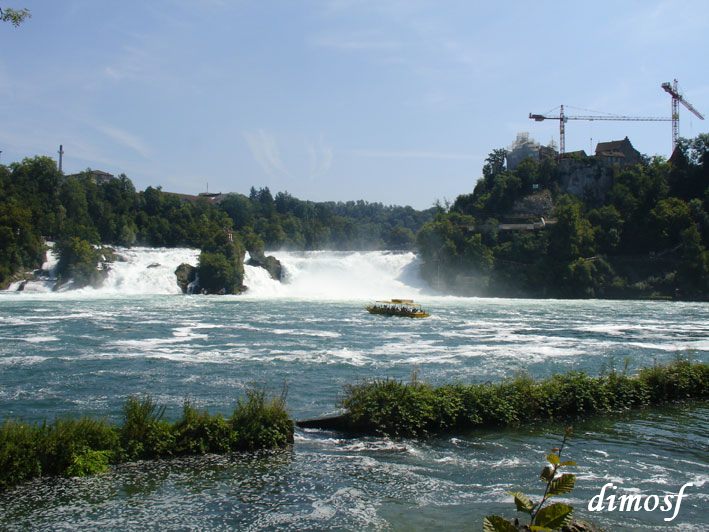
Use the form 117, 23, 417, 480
0, 249, 707, 530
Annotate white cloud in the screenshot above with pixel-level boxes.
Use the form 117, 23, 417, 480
94, 124, 152, 159
308, 137, 333, 179
349, 149, 478, 161
243, 130, 292, 178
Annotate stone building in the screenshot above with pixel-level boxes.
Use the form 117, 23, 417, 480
506, 133, 556, 170
595, 136, 642, 166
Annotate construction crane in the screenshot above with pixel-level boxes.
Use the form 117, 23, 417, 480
661, 78, 705, 151
529, 105, 670, 156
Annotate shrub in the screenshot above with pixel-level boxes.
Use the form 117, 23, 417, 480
120, 395, 174, 461
231, 389, 293, 450
37, 418, 120, 476
173, 401, 236, 455
65, 449, 112, 477
0, 391, 294, 492
340, 359, 708, 438
0, 420, 41, 490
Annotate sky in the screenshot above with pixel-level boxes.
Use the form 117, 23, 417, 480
1, 1, 708, 209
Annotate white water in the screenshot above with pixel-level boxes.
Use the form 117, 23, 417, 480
4, 247, 431, 300
92, 247, 201, 295
7, 243, 59, 294
244, 250, 431, 300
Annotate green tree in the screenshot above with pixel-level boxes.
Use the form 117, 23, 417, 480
548, 196, 595, 262
678, 225, 709, 292
0, 6, 30, 26
650, 197, 692, 248
55, 237, 102, 288
588, 205, 623, 253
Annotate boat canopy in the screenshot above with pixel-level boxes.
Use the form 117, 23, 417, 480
375, 299, 421, 307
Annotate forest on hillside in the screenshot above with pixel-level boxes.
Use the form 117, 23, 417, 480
417, 135, 709, 300
0, 158, 434, 289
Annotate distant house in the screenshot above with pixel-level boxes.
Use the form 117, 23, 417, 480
595, 136, 641, 166
67, 169, 117, 185
165, 191, 224, 204
198, 192, 224, 203
560, 150, 588, 160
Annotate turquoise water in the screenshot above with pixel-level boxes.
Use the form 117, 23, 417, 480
0, 294, 707, 530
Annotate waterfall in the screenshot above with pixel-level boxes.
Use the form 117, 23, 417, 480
92, 247, 200, 295
4, 247, 430, 300
242, 250, 430, 300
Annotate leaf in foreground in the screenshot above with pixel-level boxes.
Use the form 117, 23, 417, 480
483, 515, 518, 532
532, 502, 574, 529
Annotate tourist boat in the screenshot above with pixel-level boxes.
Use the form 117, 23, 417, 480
365, 299, 430, 318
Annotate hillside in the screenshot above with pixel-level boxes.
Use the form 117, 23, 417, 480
416, 135, 709, 300
0, 160, 434, 290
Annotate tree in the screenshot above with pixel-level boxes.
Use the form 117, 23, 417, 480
650, 197, 692, 248
482, 148, 507, 181
0, 7, 30, 26
55, 237, 102, 288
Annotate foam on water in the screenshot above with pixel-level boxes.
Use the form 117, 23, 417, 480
4, 247, 431, 301
243, 250, 432, 300
92, 247, 200, 295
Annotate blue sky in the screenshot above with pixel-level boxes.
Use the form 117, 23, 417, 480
1, 0, 708, 209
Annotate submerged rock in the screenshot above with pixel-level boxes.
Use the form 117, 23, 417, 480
296, 415, 350, 432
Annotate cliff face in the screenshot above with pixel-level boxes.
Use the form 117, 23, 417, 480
558, 158, 613, 204
509, 190, 555, 219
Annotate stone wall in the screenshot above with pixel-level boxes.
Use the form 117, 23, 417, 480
558, 158, 613, 203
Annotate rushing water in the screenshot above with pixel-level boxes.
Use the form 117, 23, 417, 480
0, 249, 707, 530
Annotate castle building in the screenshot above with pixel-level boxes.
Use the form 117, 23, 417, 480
595, 136, 642, 166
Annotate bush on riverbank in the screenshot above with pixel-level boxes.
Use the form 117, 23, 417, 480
0, 391, 293, 491
340, 359, 708, 437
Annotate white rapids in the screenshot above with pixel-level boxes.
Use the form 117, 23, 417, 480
4, 247, 432, 300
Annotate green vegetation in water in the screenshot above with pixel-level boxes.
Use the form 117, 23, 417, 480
0, 390, 293, 491
339, 359, 708, 438
485, 428, 585, 532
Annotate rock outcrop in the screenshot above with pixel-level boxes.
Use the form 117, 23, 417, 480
246, 248, 283, 281
175, 263, 198, 294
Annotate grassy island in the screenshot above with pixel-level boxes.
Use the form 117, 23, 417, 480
0, 390, 293, 492
331, 359, 708, 438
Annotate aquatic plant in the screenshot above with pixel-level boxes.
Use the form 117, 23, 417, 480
0, 391, 293, 491
484, 428, 577, 531
231, 388, 294, 450
340, 358, 708, 437
120, 395, 174, 461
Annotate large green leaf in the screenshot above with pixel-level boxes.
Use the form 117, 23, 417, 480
509, 491, 534, 514
532, 502, 573, 530
540, 465, 554, 481
546, 453, 560, 465
483, 516, 518, 532
548, 473, 576, 496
